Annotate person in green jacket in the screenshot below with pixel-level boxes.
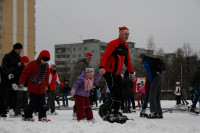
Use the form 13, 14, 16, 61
69, 53, 93, 119
189, 65, 200, 114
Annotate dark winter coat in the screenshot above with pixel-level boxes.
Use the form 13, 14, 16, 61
62, 84, 71, 94
1, 50, 21, 76
99, 38, 134, 75
69, 58, 90, 88
190, 66, 200, 87
19, 51, 50, 94
122, 76, 133, 97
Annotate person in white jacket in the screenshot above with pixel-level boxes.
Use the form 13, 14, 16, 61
174, 82, 181, 106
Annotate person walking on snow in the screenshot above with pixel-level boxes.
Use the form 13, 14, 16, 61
1, 43, 23, 117
139, 53, 164, 119
69, 52, 93, 119
62, 80, 71, 107
99, 26, 135, 123
14, 56, 30, 116
71, 68, 102, 122
46, 63, 65, 115
174, 82, 182, 106
189, 65, 200, 114
19, 50, 51, 122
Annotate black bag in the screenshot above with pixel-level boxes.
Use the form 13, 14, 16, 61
146, 56, 165, 73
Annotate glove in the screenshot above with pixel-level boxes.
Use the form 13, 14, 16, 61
23, 87, 28, 91
45, 86, 50, 92
8, 74, 14, 80
18, 84, 24, 91
70, 88, 76, 96
12, 83, 18, 90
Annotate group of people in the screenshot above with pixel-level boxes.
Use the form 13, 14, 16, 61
0, 26, 199, 123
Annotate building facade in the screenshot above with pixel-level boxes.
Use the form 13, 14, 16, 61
0, 0, 35, 63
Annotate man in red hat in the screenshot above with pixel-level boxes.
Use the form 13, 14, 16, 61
99, 26, 135, 123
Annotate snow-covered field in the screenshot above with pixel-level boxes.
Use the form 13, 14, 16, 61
0, 100, 199, 133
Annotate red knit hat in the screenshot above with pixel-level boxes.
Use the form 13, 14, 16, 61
119, 26, 129, 34
85, 53, 93, 59
21, 56, 30, 63
38, 50, 50, 61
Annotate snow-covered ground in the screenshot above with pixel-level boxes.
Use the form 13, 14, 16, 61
0, 100, 199, 133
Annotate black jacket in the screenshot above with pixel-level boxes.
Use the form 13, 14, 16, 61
190, 66, 200, 87
1, 50, 21, 76
63, 84, 71, 94
122, 76, 133, 96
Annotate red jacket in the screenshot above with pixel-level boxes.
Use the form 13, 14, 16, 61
19, 50, 50, 94
99, 38, 134, 75
132, 77, 137, 93
49, 69, 65, 90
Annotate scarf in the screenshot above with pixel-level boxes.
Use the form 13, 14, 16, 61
84, 77, 94, 91
31, 58, 47, 85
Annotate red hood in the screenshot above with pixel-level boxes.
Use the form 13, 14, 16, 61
38, 50, 50, 60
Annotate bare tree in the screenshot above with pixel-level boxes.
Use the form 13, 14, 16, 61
156, 48, 165, 56
147, 35, 156, 52
182, 43, 193, 57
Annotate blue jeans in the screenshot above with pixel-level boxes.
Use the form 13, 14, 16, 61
124, 95, 131, 107
192, 86, 200, 108
142, 92, 149, 110
62, 93, 68, 106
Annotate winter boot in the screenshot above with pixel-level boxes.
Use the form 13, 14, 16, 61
127, 106, 131, 113
190, 107, 200, 114
51, 111, 58, 115
140, 109, 148, 117
39, 117, 51, 122
25, 118, 35, 122
46, 110, 51, 115
9, 109, 15, 117
158, 113, 163, 118
147, 112, 159, 119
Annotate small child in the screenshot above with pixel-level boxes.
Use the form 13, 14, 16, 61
71, 68, 102, 122
19, 50, 51, 122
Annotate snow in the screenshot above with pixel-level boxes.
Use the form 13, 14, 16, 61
0, 101, 199, 133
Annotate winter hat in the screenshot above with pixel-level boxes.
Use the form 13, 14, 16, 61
176, 82, 180, 85
119, 26, 129, 34
13, 43, 23, 50
85, 67, 94, 73
21, 56, 30, 63
85, 53, 93, 59
139, 53, 146, 58
38, 50, 50, 61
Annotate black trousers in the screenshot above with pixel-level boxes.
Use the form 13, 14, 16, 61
104, 72, 122, 113
15, 91, 28, 115
0, 85, 7, 115
131, 93, 136, 109
46, 90, 55, 113
25, 93, 46, 119
176, 95, 181, 105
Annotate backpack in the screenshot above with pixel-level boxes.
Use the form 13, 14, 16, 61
145, 56, 165, 73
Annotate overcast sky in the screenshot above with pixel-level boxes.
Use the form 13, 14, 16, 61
36, 0, 200, 62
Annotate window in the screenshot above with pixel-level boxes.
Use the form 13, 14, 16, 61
65, 54, 70, 58
73, 48, 75, 51
0, 35, 2, 40
0, 7, 2, 12
78, 54, 81, 58
55, 48, 65, 53
0, 44, 2, 49
0, 16, 2, 21
0, 0, 2, 2
55, 61, 65, 65
73, 54, 76, 58
85, 47, 87, 50
0, 53, 2, 58
0, 25, 2, 30
78, 47, 81, 51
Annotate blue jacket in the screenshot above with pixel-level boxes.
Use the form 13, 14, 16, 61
142, 61, 152, 84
